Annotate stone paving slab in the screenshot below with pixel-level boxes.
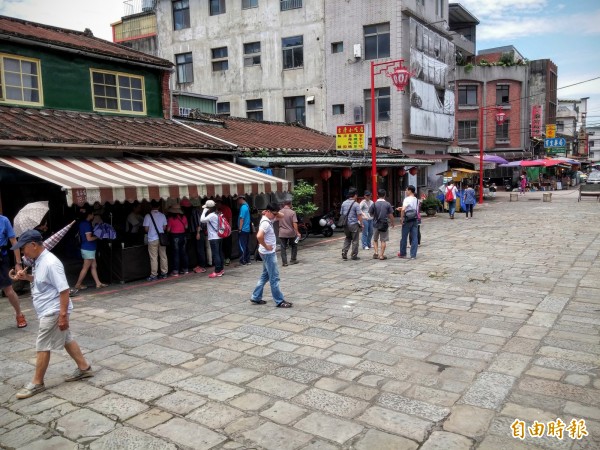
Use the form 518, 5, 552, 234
1, 191, 599, 448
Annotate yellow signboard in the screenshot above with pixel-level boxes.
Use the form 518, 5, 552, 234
336, 125, 366, 151
546, 124, 556, 139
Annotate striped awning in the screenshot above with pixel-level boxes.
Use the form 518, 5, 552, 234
0, 156, 289, 205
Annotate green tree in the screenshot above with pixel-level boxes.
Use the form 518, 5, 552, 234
292, 180, 318, 219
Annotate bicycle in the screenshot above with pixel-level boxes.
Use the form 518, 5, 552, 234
297, 222, 310, 241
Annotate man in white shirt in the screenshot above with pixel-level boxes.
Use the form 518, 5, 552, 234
12, 230, 93, 399
143, 201, 168, 281
397, 185, 419, 260
250, 203, 292, 308
359, 190, 374, 250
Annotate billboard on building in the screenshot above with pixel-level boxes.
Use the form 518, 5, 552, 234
531, 105, 543, 138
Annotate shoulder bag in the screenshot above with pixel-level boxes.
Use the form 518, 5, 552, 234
337, 200, 355, 228
150, 213, 169, 246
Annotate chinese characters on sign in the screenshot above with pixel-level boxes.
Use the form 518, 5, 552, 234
511, 418, 588, 440
531, 105, 543, 138
546, 124, 557, 139
73, 189, 88, 207
336, 125, 366, 151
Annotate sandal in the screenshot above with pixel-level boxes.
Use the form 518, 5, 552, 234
74, 285, 88, 290
16, 314, 27, 328
379, 255, 388, 260
276, 301, 293, 308
96, 283, 108, 289
251, 300, 267, 305
372, 254, 379, 259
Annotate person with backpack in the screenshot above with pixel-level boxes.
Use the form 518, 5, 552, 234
201, 200, 225, 278
166, 204, 189, 276
250, 203, 292, 308
339, 188, 363, 261
143, 201, 169, 281
216, 200, 233, 266
368, 189, 395, 260
397, 185, 419, 260
445, 181, 458, 219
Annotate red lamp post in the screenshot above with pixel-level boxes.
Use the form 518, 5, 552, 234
478, 106, 507, 204
370, 60, 411, 200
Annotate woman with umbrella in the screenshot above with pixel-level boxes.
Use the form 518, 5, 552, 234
73, 208, 107, 291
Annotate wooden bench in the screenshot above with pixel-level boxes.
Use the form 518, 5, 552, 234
578, 184, 600, 202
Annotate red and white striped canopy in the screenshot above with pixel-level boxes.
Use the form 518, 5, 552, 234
0, 156, 289, 205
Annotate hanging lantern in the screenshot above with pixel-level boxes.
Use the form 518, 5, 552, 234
409, 167, 418, 176
342, 167, 352, 179
320, 168, 332, 181
398, 167, 406, 177
387, 64, 411, 92
495, 110, 507, 125
379, 168, 389, 177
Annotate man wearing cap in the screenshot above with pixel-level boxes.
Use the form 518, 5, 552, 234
12, 230, 93, 399
251, 203, 292, 308
216, 200, 233, 266
201, 200, 225, 278
143, 200, 168, 281
359, 190, 374, 250
340, 188, 363, 260
0, 214, 27, 328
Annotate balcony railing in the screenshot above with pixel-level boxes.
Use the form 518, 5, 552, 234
124, 0, 156, 17
280, 0, 302, 11
113, 14, 157, 42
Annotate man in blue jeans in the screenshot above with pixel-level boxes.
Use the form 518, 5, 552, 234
251, 203, 292, 308
237, 197, 251, 265
397, 185, 419, 260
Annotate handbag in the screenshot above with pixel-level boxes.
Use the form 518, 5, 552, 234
337, 200, 355, 227
149, 213, 169, 246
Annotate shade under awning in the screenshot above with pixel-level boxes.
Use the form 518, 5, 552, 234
0, 156, 289, 205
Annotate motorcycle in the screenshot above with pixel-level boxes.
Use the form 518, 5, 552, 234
503, 178, 514, 191
310, 210, 336, 238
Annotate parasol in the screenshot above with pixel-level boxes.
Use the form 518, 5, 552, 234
483, 155, 509, 164
13, 201, 49, 237
21, 220, 76, 267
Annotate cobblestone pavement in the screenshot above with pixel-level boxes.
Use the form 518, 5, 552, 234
1, 189, 599, 449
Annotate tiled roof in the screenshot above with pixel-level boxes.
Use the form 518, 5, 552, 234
0, 15, 172, 68
0, 106, 232, 151
237, 156, 434, 167
184, 115, 402, 155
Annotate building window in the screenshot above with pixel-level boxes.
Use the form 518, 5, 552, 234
331, 42, 343, 54
280, 0, 302, 11
217, 102, 230, 116
211, 47, 228, 71
458, 120, 477, 141
332, 104, 345, 115
556, 120, 564, 132
282, 36, 303, 69
242, 0, 258, 8
172, 0, 190, 30
435, 0, 444, 18
0, 54, 42, 106
175, 52, 193, 84
364, 87, 390, 122
364, 23, 390, 60
91, 70, 145, 114
246, 98, 263, 121
496, 119, 510, 141
210, 0, 226, 15
458, 85, 477, 106
284, 96, 305, 124
243, 42, 261, 66
496, 85, 509, 106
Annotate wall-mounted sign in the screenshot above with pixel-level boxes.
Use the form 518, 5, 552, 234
531, 105, 543, 138
336, 125, 366, 150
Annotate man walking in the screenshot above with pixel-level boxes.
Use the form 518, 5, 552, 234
397, 185, 419, 260
0, 214, 27, 328
359, 190, 374, 250
369, 189, 395, 260
237, 197, 252, 265
278, 200, 300, 266
251, 203, 292, 308
143, 200, 168, 281
12, 230, 93, 399
340, 188, 363, 261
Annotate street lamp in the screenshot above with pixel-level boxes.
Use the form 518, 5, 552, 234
478, 105, 507, 204
370, 59, 411, 200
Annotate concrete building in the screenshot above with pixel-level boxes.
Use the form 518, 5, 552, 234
588, 126, 600, 162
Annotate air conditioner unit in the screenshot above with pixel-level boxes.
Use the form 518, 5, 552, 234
353, 44, 362, 59
353, 106, 363, 124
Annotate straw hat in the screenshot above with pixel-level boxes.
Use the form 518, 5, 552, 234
167, 205, 183, 214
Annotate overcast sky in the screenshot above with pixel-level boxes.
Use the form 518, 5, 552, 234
1, 0, 598, 127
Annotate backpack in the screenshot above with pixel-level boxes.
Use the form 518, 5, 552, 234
445, 187, 454, 202
217, 213, 231, 238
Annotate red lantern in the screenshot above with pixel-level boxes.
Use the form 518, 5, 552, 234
342, 167, 352, 179
398, 167, 406, 177
387, 64, 411, 92
320, 168, 332, 181
379, 168, 388, 177
409, 167, 418, 176
495, 111, 507, 125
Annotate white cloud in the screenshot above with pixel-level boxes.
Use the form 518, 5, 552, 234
460, 0, 548, 18
0, 0, 123, 40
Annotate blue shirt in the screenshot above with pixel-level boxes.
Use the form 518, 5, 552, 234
463, 188, 477, 205
79, 220, 96, 251
32, 249, 72, 317
238, 203, 251, 233
0, 215, 15, 254
340, 199, 361, 225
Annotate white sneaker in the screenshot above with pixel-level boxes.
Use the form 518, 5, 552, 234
363, 246, 369, 250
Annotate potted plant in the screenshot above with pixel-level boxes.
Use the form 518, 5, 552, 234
292, 179, 318, 221
420, 197, 442, 216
